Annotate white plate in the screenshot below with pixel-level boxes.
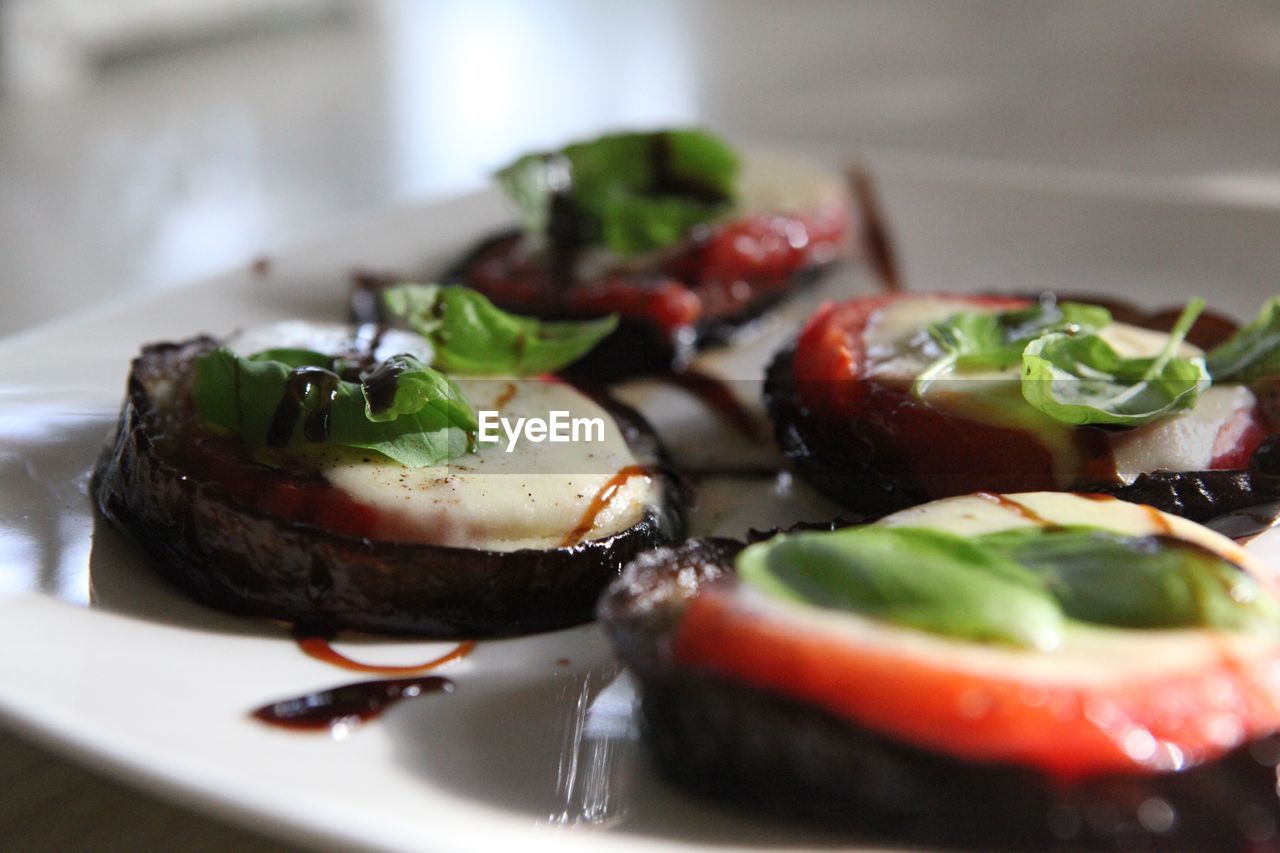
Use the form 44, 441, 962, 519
3, 176, 1280, 851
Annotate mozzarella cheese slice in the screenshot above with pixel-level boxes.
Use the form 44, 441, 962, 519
576, 150, 847, 278
225, 321, 661, 551
735, 492, 1273, 716
861, 296, 1257, 485
319, 378, 657, 551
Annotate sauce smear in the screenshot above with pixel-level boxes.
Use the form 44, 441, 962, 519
251, 676, 453, 733
848, 165, 902, 293
656, 369, 766, 443
561, 465, 650, 547
974, 491, 1055, 525
295, 630, 475, 675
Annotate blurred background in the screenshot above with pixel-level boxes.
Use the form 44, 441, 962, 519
5, 0, 1280, 338
4, 0, 1280, 848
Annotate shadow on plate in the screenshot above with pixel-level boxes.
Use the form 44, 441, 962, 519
88, 514, 286, 639
381, 627, 851, 848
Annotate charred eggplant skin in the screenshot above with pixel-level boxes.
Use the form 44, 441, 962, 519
600, 540, 1280, 849
93, 338, 686, 637
764, 314, 1280, 522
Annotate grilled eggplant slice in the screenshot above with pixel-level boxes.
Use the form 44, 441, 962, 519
600, 493, 1280, 849
93, 336, 685, 637
765, 293, 1280, 520
436, 135, 851, 380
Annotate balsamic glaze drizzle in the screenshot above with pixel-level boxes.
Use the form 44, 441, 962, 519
361, 358, 405, 417
848, 165, 902, 293
266, 367, 342, 447
251, 676, 453, 733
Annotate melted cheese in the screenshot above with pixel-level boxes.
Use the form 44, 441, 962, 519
1112, 385, 1256, 482
224, 321, 660, 551
861, 296, 1257, 485
880, 491, 1259, 572
736, 151, 847, 217
734, 492, 1274, 688
576, 151, 846, 278
318, 378, 658, 551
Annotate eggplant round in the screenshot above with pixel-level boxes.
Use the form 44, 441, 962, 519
599, 539, 1280, 850
764, 294, 1280, 522
354, 243, 833, 382
93, 337, 686, 637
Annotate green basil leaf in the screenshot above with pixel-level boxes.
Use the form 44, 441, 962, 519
380, 283, 617, 376
977, 526, 1280, 632
736, 526, 1064, 650
1020, 299, 1209, 426
940, 301, 1112, 370
360, 353, 477, 429
246, 348, 335, 370
494, 129, 740, 256
737, 521, 1280, 650
1206, 296, 1280, 381
915, 301, 1112, 394
192, 347, 475, 467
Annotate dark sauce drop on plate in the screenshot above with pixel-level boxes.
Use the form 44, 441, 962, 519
251, 676, 453, 733
254, 635, 474, 734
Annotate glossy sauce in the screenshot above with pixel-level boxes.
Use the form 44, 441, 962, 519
848, 165, 901, 293
1142, 503, 1175, 535
489, 381, 518, 411
361, 357, 411, 417
251, 676, 453, 733
561, 464, 650, 547
974, 491, 1056, 526
656, 369, 766, 443
267, 366, 342, 446
545, 153, 581, 294
295, 629, 476, 675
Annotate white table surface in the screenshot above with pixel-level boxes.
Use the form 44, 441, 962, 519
4, 1, 1280, 849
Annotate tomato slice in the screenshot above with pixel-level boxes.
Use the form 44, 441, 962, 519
792, 293, 1031, 415
461, 207, 847, 340
674, 584, 1280, 780
788, 293, 1271, 499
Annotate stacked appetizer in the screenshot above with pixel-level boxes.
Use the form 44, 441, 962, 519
767, 292, 1280, 520
442, 128, 850, 378
602, 491, 1280, 848
93, 284, 684, 636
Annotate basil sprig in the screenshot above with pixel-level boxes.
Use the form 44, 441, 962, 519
979, 527, 1280, 632
380, 283, 617, 376
737, 523, 1279, 649
915, 300, 1111, 394
495, 129, 740, 256
193, 347, 476, 467
1020, 298, 1209, 426
1206, 296, 1280, 381
737, 526, 1064, 650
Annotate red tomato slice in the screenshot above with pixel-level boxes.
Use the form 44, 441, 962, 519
674, 584, 1280, 780
789, 293, 1270, 498
462, 206, 847, 340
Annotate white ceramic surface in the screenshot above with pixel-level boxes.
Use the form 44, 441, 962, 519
0, 187, 862, 852
2, 182, 1279, 851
